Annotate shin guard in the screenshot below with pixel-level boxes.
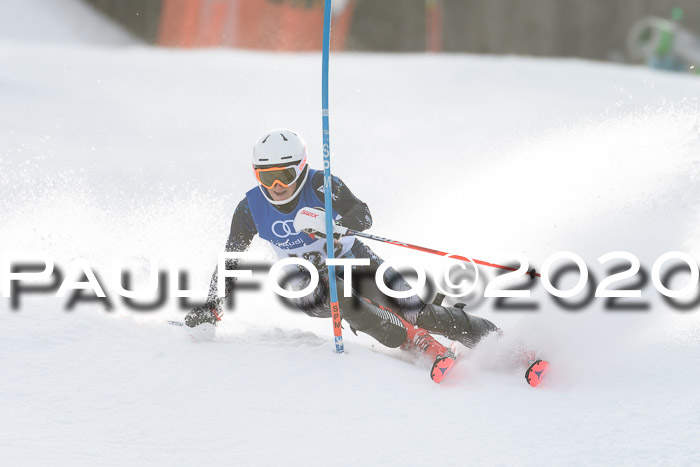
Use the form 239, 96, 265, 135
416, 304, 499, 348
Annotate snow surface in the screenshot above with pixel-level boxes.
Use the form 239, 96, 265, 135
2, 6, 700, 467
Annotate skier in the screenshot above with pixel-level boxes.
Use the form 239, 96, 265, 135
184, 129, 500, 381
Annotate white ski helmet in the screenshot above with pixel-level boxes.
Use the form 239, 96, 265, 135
252, 129, 309, 205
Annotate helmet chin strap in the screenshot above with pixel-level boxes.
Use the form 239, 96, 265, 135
258, 166, 309, 206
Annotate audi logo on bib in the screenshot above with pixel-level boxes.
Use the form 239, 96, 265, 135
271, 220, 300, 238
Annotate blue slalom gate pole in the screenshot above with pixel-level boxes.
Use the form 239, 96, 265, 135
322, 0, 344, 354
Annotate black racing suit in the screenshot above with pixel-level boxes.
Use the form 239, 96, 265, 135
198, 171, 497, 349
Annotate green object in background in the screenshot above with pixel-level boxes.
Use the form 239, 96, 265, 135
655, 24, 674, 56
658, 8, 683, 58
653, 8, 685, 56
671, 7, 683, 22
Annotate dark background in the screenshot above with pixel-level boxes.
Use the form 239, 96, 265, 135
84, 0, 700, 61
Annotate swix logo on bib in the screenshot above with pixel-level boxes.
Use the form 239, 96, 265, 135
246, 169, 354, 267
299, 209, 319, 219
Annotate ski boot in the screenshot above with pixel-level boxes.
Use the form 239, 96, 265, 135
345, 296, 458, 383
416, 302, 499, 348
404, 324, 457, 384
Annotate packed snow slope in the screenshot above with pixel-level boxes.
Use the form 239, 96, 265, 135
1, 13, 700, 467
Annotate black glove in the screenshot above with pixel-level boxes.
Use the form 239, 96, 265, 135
184, 305, 220, 328
299, 207, 345, 240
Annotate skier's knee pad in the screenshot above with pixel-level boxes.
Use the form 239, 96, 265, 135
339, 296, 407, 348
416, 304, 499, 348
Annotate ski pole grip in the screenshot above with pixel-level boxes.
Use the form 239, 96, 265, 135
294, 207, 348, 236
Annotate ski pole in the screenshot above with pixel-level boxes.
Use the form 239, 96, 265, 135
344, 229, 540, 279
321, 0, 344, 353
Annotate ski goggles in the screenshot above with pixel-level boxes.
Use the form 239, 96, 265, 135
254, 162, 305, 189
